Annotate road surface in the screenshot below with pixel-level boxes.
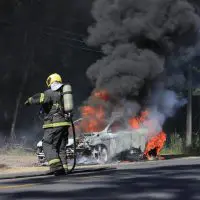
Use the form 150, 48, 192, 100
0, 157, 200, 200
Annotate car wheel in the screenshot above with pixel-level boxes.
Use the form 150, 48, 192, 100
93, 145, 109, 164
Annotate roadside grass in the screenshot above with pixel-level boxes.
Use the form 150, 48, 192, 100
161, 133, 184, 155
1, 133, 200, 158
0, 146, 35, 156
185, 133, 200, 155
161, 132, 200, 156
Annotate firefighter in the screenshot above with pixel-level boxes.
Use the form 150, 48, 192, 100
24, 73, 72, 176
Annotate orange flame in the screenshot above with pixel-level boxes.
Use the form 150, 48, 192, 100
128, 110, 149, 129
144, 131, 166, 159
80, 105, 106, 133
129, 110, 166, 159
81, 89, 166, 160
128, 117, 140, 129
80, 90, 109, 133
93, 90, 110, 101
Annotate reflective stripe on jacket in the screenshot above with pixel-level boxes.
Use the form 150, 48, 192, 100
42, 121, 71, 129
27, 87, 71, 128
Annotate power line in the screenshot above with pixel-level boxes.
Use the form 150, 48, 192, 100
44, 26, 87, 38
41, 29, 103, 54
60, 42, 103, 54
43, 31, 86, 44
60, 35, 86, 44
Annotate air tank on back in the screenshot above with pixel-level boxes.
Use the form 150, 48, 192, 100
63, 84, 74, 113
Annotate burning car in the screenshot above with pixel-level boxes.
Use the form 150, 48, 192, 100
36, 117, 149, 165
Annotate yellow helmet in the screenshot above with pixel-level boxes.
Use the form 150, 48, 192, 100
46, 73, 62, 87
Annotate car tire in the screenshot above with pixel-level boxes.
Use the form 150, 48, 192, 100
93, 144, 109, 164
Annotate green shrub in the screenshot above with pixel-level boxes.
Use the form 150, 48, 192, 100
161, 132, 200, 155
161, 132, 184, 155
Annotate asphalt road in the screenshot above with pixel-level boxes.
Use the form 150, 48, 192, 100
0, 157, 200, 200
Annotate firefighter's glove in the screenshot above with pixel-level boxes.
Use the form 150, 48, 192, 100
65, 112, 73, 119
24, 99, 31, 106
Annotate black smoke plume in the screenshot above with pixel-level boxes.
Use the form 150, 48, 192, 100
86, 0, 199, 105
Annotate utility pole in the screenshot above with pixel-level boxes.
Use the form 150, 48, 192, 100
186, 65, 192, 148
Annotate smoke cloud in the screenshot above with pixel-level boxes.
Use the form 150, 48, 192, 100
147, 90, 187, 134
86, 0, 199, 102
166, 30, 200, 91
79, 0, 200, 161
103, 89, 187, 160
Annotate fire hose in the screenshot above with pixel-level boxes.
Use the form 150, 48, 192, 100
66, 114, 77, 174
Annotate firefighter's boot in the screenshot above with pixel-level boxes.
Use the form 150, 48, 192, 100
54, 168, 66, 176
48, 158, 66, 176
63, 164, 68, 174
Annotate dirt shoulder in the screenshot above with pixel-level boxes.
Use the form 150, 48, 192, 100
1, 153, 193, 176
0, 154, 37, 168
0, 154, 47, 175
0, 154, 116, 176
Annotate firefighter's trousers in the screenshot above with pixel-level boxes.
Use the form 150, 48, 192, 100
43, 126, 69, 173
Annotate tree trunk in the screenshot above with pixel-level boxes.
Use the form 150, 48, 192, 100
10, 31, 29, 143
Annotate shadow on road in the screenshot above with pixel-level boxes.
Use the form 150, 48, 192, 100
1, 163, 200, 200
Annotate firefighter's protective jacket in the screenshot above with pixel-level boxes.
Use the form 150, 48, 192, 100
25, 88, 71, 129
